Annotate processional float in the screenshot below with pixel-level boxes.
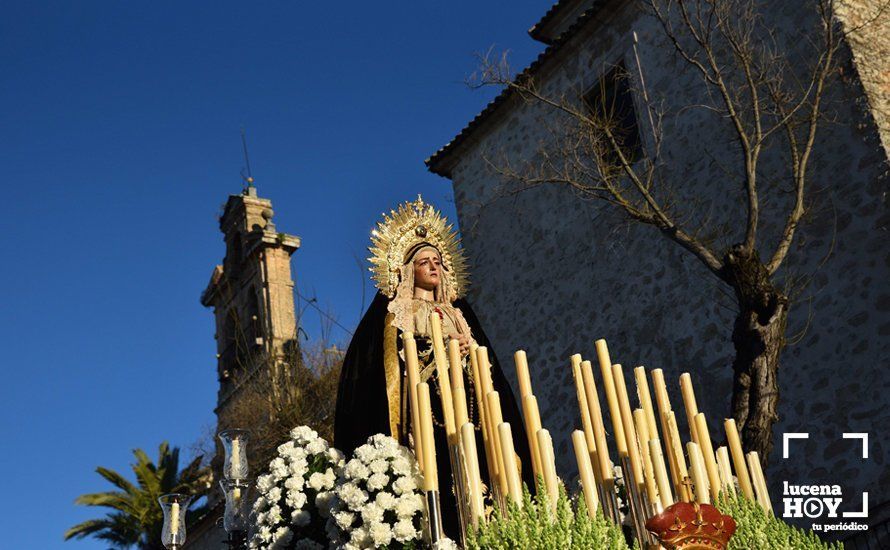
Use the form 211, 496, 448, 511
407, 309, 773, 549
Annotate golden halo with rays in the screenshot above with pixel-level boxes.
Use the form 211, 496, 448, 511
368, 195, 469, 299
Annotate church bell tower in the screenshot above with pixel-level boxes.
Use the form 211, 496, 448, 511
200, 183, 301, 417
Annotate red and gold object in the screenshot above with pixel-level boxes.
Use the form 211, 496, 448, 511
645, 501, 737, 549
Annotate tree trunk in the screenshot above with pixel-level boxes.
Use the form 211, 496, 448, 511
722, 246, 788, 467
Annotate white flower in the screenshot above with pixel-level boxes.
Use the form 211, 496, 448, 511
267, 487, 282, 504
290, 425, 318, 441
391, 456, 412, 475
367, 472, 390, 491
258, 525, 272, 542
375, 491, 396, 510
270, 457, 288, 479
360, 502, 384, 525
344, 458, 370, 479
257, 474, 275, 492
271, 526, 293, 547
395, 493, 422, 518
355, 445, 377, 463
334, 510, 356, 529
268, 505, 283, 524
338, 482, 369, 508
392, 474, 417, 495
349, 525, 371, 548
368, 521, 393, 546
433, 538, 460, 549
369, 458, 388, 473
306, 438, 327, 455
393, 518, 418, 542
285, 490, 307, 510
284, 475, 305, 492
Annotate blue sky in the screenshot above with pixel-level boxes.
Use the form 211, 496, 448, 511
0, 2, 549, 548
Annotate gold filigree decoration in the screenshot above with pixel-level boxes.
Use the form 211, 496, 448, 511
368, 195, 469, 299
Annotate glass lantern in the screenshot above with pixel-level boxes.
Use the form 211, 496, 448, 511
158, 493, 193, 549
219, 429, 250, 480
220, 478, 251, 533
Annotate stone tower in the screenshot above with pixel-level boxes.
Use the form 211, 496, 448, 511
200, 184, 301, 419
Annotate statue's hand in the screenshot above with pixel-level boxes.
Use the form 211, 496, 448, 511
451, 332, 471, 356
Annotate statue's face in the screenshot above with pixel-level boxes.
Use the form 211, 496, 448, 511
412, 248, 441, 292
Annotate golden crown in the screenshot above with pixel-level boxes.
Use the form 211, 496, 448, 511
368, 195, 469, 299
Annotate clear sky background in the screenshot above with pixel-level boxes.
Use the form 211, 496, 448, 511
0, 1, 552, 548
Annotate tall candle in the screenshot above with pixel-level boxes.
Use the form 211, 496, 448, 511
571, 355, 599, 471
486, 391, 507, 495
649, 439, 674, 508
724, 418, 755, 500
665, 411, 691, 502
679, 373, 700, 445
686, 441, 710, 504
418, 383, 438, 491
514, 350, 533, 399
231, 439, 241, 475
693, 413, 722, 502
634, 408, 659, 505
634, 366, 659, 445
595, 339, 627, 456
403, 332, 424, 472
651, 369, 679, 496
581, 360, 613, 483
572, 430, 599, 517
536, 429, 559, 513
522, 395, 544, 485
429, 312, 456, 441
471, 346, 497, 489
498, 423, 523, 507
461, 422, 484, 526
170, 501, 180, 536
747, 451, 773, 513
716, 446, 735, 495
612, 364, 644, 488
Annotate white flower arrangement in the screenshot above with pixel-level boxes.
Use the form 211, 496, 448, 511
327, 434, 426, 549
250, 426, 345, 549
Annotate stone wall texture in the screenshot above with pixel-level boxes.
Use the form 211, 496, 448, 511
441, 0, 889, 538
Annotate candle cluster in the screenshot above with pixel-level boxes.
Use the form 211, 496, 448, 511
406, 329, 773, 549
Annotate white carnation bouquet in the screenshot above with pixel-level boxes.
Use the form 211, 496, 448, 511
250, 426, 345, 549
327, 434, 426, 549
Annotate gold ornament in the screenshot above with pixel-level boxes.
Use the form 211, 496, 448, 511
369, 195, 469, 299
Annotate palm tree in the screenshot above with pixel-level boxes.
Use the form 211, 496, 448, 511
65, 442, 211, 549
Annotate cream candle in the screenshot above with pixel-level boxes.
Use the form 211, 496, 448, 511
461, 422, 484, 526
581, 360, 613, 483
572, 430, 600, 517
170, 501, 180, 536
612, 363, 644, 488
418, 383, 438, 491
693, 413, 722, 502
649, 438, 674, 508
686, 441, 710, 504
498, 423, 523, 507
724, 418, 755, 500
536, 428, 559, 513
595, 339, 627, 456
403, 332, 424, 472
522, 394, 544, 484
679, 373, 700, 445
429, 312, 456, 441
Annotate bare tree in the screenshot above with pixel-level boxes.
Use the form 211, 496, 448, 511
200, 303, 344, 477
468, 0, 883, 463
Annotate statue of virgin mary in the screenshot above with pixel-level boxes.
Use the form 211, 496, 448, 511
334, 196, 532, 536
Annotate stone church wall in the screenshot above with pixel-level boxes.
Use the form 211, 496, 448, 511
444, 0, 889, 535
